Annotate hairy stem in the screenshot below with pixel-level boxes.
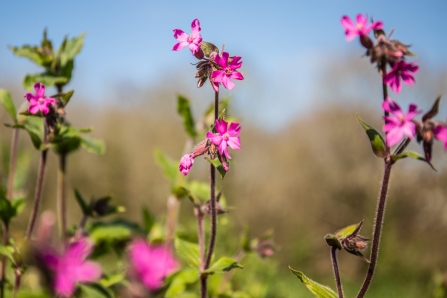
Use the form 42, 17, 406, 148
196, 207, 206, 298
357, 60, 392, 298
57, 153, 67, 240
331, 247, 343, 298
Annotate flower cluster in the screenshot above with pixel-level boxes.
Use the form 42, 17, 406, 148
24, 82, 56, 115
172, 19, 244, 92
179, 119, 242, 175
341, 14, 418, 94
128, 239, 179, 291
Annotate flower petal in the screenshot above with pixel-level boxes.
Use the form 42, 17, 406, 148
173, 29, 187, 41
75, 261, 102, 283
215, 119, 228, 135
227, 136, 241, 150
34, 82, 45, 98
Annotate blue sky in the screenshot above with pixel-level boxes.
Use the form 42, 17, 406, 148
1, 1, 447, 128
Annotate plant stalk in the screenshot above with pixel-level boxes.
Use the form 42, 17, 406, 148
330, 247, 343, 298
356, 59, 392, 298
57, 153, 67, 240
195, 206, 206, 298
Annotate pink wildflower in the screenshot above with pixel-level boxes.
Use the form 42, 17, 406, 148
206, 119, 241, 159
179, 154, 194, 176
383, 61, 419, 93
172, 19, 203, 55
211, 52, 244, 91
41, 238, 102, 297
341, 14, 383, 41
24, 82, 56, 115
434, 124, 447, 149
382, 97, 421, 147
128, 239, 179, 291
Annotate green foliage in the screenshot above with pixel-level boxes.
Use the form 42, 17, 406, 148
206, 157, 227, 179
335, 220, 363, 239
175, 238, 201, 269
289, 266, 337, 298
356, 114, 386, 158
0, 189, 25, 225
392, 151, 436, 170
202, 257, 244, 274
10, 29, 85, 89
154, 149, 179, 185
0, 89, 17, 123
177, 95, 197, 139
166, 268, 199, 297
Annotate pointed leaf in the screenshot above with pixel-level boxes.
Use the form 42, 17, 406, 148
289, 267, 337, 298
0, 245, 15, 264
335, 220, 363, 239
51, 90, 74, 107
200, 41, 219, 57
205, 158, 227, 179
74, 189, 92, 217
141, 207, 155, 233
202, 257, 244, 274
11, 197, 26, 216
422, 96, 441, 122
177, 95, 197, 138
80, 135, 105, 155
60, 32, 86, 66
154, 149, 178, 184
0, 89, 17, 122
174, 238, 200, 269
165, 268, 199, 296
392, 151, 436, 171
356, 115, 386, 158
9, 45, 50, 66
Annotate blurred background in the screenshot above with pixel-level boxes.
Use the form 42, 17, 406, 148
1, 1, 447, 297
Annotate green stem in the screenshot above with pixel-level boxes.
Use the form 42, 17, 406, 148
57, 154, 67, 240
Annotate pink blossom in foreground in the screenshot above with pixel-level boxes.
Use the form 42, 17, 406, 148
341, 14, 383, 41
383, 61, 419, 93
211, 52, 244, 91
128, 239, 179, 291
382, 98, 421, 147
434, 124, 447, 149
206, 119, 241, 159
24, 82, 56, 115
172, 19, 202, 55
41, 238, 102, 297
179, 154, 194, 176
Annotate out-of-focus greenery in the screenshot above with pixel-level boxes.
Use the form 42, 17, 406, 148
1, 56, 447, 297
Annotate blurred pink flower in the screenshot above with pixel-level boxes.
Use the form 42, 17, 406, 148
128, 239, 179, 291
434, 124, 447, 149
382, 97, 421, 147
341, 14, 383, 41
383, 61, 419, 93
211, 52, 244, 91
24, 82, 56, 115
41, 238, 102, 297
179, 154, 194, 176
172, 19, 202, 55
206, 119, 241, 159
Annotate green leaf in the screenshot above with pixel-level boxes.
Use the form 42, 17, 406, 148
0, 89, 17, 122
289, 267, 337, 298
0, 245, 15, 264
53, 135, 82, 155
79, 283, 114, 298
356, 115, 386, 158
206, 157, 227, 179
174, 238, 200, 269
51, 90, 74, 107
9, 45, 50, 66
335, 220, 363, 239
187, 181, 210, 202
165, 268, 199, 296
141, 207, 155, 233
21, 117, 44, 150
25, 127, 43, 150
202, 257, 244, 274
392, 151, 436, 171
154, 149, 178, 184
60, 33, 86, 67
11, 197, 26, 216
88, 220, 138, 244
23, 74, 68, 90
80, 135, 105, 155
75, 189, 92, 216
241, 226, 252, 253
0, 192, 15, 224
177, 95, 197, 138
59, 59, 74, 83
324, 234, 342, 250
200, 41, 219, 57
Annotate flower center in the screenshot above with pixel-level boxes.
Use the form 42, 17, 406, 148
222, 133, 229, 141
38, 97, 44, 104
187, 34, 194, 43
225, 67, 232, 75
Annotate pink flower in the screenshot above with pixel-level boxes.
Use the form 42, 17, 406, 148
128, 239, 179, 291
211, 52, 244, 91
206, 119, 241, 159
172, 19, 202, 55
341, 14, 383, 41
434, 124, 447, 149
41, 238, 102, 297
382, 97, 421, 147
179, 154, 194, 176
24, 82, 56, 115
383, 61, 419, 93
